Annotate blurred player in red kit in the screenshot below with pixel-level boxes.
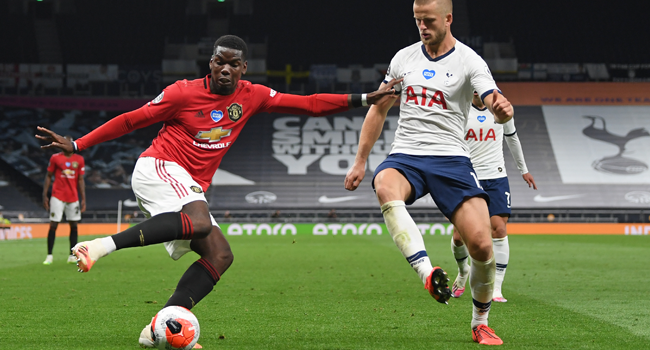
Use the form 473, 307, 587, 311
42, 135, 86, 265
36, 35, 400, 348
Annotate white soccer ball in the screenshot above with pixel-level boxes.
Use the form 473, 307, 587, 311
152, 306, 200, 350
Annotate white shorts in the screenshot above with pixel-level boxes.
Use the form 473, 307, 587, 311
131, 157, 218, 260
49, 197, 81, 222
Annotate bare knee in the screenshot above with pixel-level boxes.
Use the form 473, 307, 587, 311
452, 227, 464, 246
190, 216, 212, 238
466, 235, 493, 261
212, 245, 234, 270
373, 169, 412, 204
491, 225, 507, 239
374, 185, 395, 204
191, 227, 234, 274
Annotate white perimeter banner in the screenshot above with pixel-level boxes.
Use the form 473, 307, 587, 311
543, 106, 650, 184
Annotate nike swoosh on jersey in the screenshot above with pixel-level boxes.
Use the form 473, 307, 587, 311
533, 194, 585, 203
318, 195, 358, 204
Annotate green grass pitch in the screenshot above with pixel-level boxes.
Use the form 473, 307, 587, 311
1, 234, 649, 349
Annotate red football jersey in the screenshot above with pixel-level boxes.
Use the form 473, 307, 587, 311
76, 76, 350, 191
47, 153, 85, 203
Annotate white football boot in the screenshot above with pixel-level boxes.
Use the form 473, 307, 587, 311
138, 319, 155, 348
71, 238, 108, 272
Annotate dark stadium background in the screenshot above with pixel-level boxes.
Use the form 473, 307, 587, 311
2, 0, 647, 66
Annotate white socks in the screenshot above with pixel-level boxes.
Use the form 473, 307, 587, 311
492, 237, 509, 297
100, 236, 117, 255
382, 200, 433, 284
451, 237, 470, 279
470, 256, 496, 329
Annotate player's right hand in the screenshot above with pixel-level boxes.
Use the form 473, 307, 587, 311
36, 126, 74, 153
43, 196, 49, 211
365, 78, 403, 106
344, 162, 366, 191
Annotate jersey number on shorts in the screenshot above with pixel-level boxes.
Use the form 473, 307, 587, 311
505, 191, 511, 208
470, 172, 483, 190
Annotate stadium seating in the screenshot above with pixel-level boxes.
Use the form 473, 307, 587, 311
3, 103, 649, 216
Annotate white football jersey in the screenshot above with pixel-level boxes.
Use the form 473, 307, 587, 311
465, 104, 528, 180
384, 40, 499, 157
465, 104, 509, 179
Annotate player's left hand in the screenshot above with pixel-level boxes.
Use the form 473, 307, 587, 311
365, 78, 403, 105
490, 90, 513, 123
35, 126, 74, 153
522, 172, 537, 190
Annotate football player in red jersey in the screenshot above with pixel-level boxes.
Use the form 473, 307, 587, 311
36, 35, 400, 348
42, 135, 86, 266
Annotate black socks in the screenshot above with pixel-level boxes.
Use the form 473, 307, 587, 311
165, 258, 220, 310
111, 212, 194, 250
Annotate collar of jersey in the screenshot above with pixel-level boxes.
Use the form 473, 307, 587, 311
421, 44, 455, 62
471, 103, 487, 111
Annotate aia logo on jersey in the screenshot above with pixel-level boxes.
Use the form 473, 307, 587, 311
422, 69, 435, 79
210, 110, 223, 123
228, 103, 243, 122
465, 128, 496, 141
195, 127, 231, 143
404, 86, 447, 109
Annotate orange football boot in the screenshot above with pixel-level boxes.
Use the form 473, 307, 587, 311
424, 267, 451, 304
472, 324, 503, 345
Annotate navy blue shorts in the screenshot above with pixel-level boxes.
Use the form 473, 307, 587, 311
372, 154, 488, 218
480, 177, 511, 217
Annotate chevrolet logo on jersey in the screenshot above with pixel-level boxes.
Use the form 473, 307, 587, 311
195, 127, 231, 143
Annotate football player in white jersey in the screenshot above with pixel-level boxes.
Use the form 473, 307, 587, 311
450, 92, 537, 304
344, 0, 513, 345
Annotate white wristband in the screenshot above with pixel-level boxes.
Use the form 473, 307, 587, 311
361, 93, 368, 107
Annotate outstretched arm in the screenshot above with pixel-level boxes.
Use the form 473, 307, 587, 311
36, 107, 162, 152
268, 79, 401, 117
344, 81, 396, 191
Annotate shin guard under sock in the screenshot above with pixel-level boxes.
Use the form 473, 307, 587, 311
470, 256, 496, 328
382, 200, 433, 284
111, 212, 193, 250
451, 237, 470, 277
493, 237, 509, 294
165, 258, 220, 310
